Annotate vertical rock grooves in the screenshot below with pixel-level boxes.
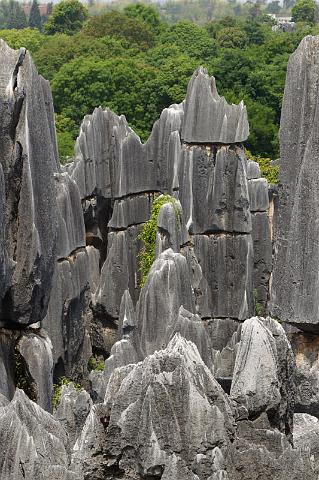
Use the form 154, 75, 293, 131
0, 39, 318, 480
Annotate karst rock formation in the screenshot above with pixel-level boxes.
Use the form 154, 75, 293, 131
1, 35, 319, 479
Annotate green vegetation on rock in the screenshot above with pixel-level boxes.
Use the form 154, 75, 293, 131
138, 195, 180, 287
87, 355, 105, 372
253, 288, 263, 316
52, 376, 82, 409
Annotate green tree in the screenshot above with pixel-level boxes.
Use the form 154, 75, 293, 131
82, 11, 155, 50
45, 0, 88, 35
51, 57, 159, 139
216, 26, 248, 48
34, 33, 131, 80
29, 0, 42, 30
0, 27, 45, 52
266, 0, 281, 13
157, 21, 216, 60
291, 0, 316, 23
124, 3, 162, 34
0, 0, 27, 29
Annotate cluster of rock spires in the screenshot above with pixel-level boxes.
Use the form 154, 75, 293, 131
1, 35, 319, 479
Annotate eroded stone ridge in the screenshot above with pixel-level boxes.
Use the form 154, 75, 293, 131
182, 67, 249, 144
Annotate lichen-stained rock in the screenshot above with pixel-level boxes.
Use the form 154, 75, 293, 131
54, 383, 93, 447
178, 145, 251, 235
0, 40, 58, 326
181, 67, 249, 144
230, 317, 295, 437
0, 389, 79, 480
55, 172, 86, 260
194, 234, 254, 320
17, 331, 53, 412
251, 212, 272, 312
75, 335, 235, 480
248, 178, 269, 212
43, 247, 99, 379
271, 36, 319, 329
137, 249, 196, 357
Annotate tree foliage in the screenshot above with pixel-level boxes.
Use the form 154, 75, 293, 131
4, 2, 316, 163
0, 0, 27, 29
291, 0, 316, 23
45, 0, 88, 35
29, 0, 42, 30
82, 10, 155, 50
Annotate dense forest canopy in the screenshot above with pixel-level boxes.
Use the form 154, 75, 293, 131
0, 0, 318, 176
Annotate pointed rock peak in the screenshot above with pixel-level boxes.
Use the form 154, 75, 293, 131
119, 289, 137, 337
182, 66, 249, 144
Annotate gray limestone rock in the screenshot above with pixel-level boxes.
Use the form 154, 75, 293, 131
248, 178, 269, 212
0, 388, 78, 479
288, 330, 319, 416
246, 160, 261, 180
112, 103, 183, 199
251, 212, 272, 312
294, 413, 319, 472
194, 234, 254, 320
94, 226, 143, 322
17, 331, 53, 412
68, 107, 131, 200
55, 172, 86, 259
108, 193, 156, 230
231, 317, 295, 437
156, 200, 187, 256
179, 145, 251, 235
271, 36, 319, 329
0, 40, 58, 326
181, 67, 249, 144
75, 334, 234, 480
0, 330, 16, 400
137, 249, 196, 357
206, 318, 242, 391
54, 383, 93, 447
43, 247, 99, 380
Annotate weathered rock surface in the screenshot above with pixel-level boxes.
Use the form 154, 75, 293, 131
182, 67, 249, 143
17, 331, 53, 412
271, 35, 319, 329
0, 40, 58, 326
178, 145, 251, 235
294, 413, 319, 472
288, 330, 319, 416
194, 233, 254, 319
43, 247, 99, 380
231, 317, 295, 437
55, 383, 93, 447
74, 335, 235, 480
0, 389, 78, 479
